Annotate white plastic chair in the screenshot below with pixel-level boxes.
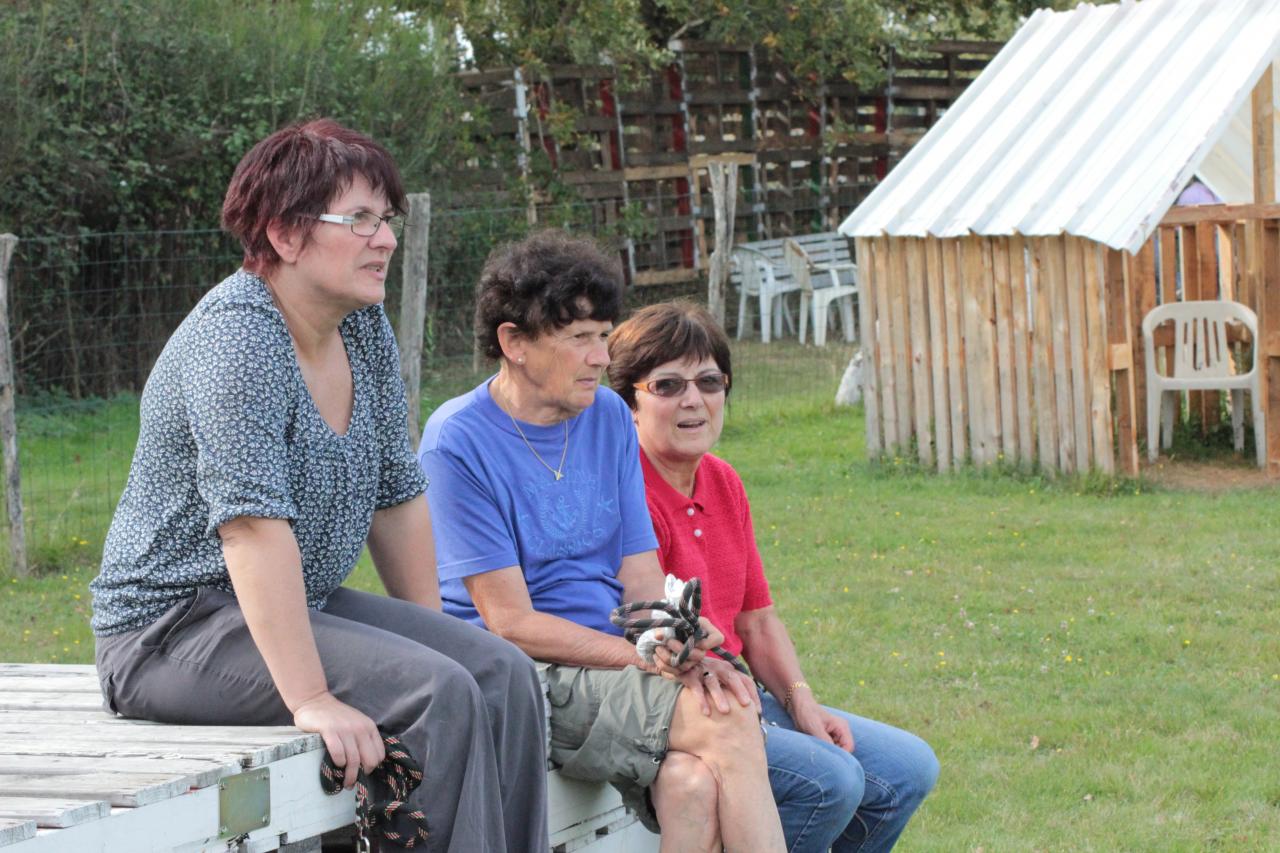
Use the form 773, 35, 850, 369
1141, 300, 1264, 466
731, 246, 798, 343
783, 239, 858, 346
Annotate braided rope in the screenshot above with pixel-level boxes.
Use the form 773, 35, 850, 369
320, 732, 430, 849
610, 577, 752, 677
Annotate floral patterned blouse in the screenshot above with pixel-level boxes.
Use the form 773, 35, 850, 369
91, 269, 427, 636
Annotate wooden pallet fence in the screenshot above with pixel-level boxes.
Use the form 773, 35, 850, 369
451, 41, 999, 290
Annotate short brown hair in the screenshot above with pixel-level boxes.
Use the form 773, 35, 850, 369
607, 300, 732, 409
474, 230, 625, 360
221, 118, 407, 273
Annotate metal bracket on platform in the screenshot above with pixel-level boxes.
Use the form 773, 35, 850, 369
218, 767, 271, 839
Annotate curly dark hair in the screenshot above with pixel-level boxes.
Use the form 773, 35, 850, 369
474, 230, 625, 360
606, 300, 732, 410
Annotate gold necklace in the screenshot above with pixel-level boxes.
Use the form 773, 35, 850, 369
496, 382, 570, 481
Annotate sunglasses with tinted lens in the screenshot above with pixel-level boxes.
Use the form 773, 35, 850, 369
635, 373, 730, 398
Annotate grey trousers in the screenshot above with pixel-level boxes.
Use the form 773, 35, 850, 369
95, 586, 549, 853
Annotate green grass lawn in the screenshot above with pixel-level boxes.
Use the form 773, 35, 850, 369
3, 340, 1280, 849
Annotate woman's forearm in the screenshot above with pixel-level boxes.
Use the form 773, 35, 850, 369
737, 608, 815, 710
367, 496, 441, 609
219, 516, 330, 711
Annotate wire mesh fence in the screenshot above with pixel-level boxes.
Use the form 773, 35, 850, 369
1, 193, 857, 573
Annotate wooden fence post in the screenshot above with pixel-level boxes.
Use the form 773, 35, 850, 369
398, 194, 431, 446
1252, 64, 1280, 474
0, 234, 27, 577
705, 161, 738, 326
1108, 248, 1139, 475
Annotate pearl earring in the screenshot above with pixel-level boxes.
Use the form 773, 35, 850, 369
517, 357, 525, 365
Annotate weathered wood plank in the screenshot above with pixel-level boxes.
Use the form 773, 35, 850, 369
942, 239, 968, 466
1195, 223, 1220, 431
0, 723, 313, 749
0, 798, 108, 829
923, 238, 951, 472
888, 240, 914, 450
1263, 222, 1280, 475
0, 818, 35, 846
0, 676, 101, 694
855, 238, 883, 456
0, 694, 107, 712
0, 772, 194, 809
0, 739, 296, 763
961, 238, 990, 465
1109, 249, 1140, 475
1254, 64, 1276, 208
1157, 201, 1280, 225
1030, 239, 1059, 473
1083, 243, 1114, 474
1131, 239, 1159, 448
0, 755, 236, 791
1218, 224, 1236, 301
991, 236, 1017, 461
1009, 236, 1034, 466
977, 239, 1002, 463
0, 665, 96, 677
905, 239, 934, 467
873, 237, 899, 452
1046, 238, 1076, 473
1064, 236, 1092, 473
1158, 226, 1178, 306
1158, 225, 1179, 388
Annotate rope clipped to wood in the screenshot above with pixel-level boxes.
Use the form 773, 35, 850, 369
320, 732, 430, 849
610, 575, 751, 677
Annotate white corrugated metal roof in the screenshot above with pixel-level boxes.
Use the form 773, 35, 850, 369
839, 0, 1280, 253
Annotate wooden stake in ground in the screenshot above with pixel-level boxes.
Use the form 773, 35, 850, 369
397, 193, 431, 446
0, 234, 27, 577
705, 161, 738, 326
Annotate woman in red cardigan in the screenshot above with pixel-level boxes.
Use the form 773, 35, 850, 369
607, 301, 938, 853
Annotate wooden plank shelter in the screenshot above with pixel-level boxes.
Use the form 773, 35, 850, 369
841, 0, 1280, 476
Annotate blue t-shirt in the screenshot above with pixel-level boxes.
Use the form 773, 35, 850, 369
418, 379, 658, 634
90, 270, 427, 636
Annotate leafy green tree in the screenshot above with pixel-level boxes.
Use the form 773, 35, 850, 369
0, 0, 467, 236
441, 0, 1089, 87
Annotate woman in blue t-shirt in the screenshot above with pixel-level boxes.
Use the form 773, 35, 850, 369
420, 231, 788, 851
90, 120, 548, 853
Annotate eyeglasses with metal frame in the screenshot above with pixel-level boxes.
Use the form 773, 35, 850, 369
315, 211, 405, 238
634, 372, 730, 398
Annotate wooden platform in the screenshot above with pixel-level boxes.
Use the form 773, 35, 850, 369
0, 664, 353, 852
0, 664, 658, 852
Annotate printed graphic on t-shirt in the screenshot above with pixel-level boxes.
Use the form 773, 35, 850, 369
517, 469, 615, 560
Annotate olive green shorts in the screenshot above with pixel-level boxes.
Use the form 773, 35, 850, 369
542, 663, 684, 831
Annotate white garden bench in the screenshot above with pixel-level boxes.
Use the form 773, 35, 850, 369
0, 663, 658, 852
725, 232, 859, 344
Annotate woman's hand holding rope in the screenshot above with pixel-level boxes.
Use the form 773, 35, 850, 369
649, 615, 721, 674
294, 692, 386, 789
612, 577, 760, 716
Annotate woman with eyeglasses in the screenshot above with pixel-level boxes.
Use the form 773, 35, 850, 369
608, 301, 939, 853
89, 119, 549, 852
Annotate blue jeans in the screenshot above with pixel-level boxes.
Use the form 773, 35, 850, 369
762, 692, 938, 852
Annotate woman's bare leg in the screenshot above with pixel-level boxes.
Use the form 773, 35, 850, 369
651, 750, 720, 852
665, 691, 786, 852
